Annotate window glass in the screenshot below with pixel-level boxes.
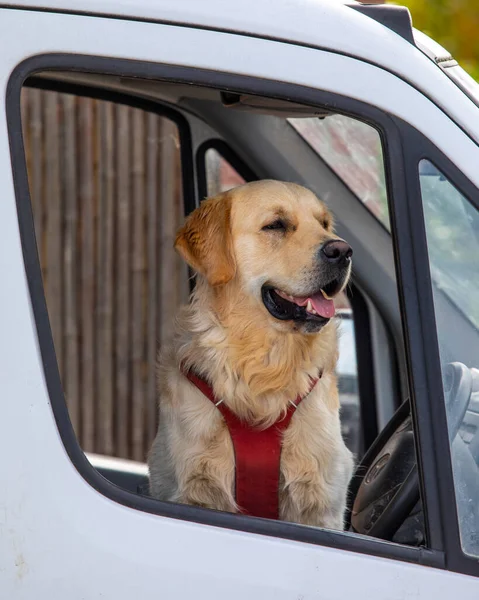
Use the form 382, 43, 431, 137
289, 116, 389, 229
420, 160, 479, 329
419, 159, 479, 557
205, 147, 246, 196
21, 86, 188, 466
336, 298, 361, 457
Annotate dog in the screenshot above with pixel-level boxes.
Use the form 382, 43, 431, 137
148, 180, 354, 529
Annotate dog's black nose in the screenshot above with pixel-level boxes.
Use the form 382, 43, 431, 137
320, 240, 353, 264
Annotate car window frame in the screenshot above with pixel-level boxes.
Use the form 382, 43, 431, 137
6, 52, 453, 573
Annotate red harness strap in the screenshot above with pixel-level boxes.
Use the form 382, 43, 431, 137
183, 368, 319, 520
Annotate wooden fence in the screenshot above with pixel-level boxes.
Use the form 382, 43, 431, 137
20, 87, 188, 462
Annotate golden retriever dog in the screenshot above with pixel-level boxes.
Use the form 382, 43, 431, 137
148, 180, 354, 529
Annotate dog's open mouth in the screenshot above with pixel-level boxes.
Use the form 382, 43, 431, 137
261, 280, 341, 325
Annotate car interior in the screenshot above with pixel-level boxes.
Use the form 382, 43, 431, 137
19, 69, 479, 554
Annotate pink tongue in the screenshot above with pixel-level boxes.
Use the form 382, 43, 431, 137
276, 290, 335, 318
309, 291, 335, 318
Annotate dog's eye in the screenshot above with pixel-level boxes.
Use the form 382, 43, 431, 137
262, 220, 286, 231
322, 219, 330, 230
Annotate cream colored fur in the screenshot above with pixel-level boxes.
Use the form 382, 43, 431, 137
148, 180, 354, 529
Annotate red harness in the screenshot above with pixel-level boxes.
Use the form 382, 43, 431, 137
183, 368, 319, 520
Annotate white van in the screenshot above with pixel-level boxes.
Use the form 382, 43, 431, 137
1, 1, 479, 597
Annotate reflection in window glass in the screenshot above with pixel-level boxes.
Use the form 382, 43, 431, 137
420, 159, 479, 557
289, 116, 389, 229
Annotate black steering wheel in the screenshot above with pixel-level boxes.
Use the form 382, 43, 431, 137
347, 362, 474, 541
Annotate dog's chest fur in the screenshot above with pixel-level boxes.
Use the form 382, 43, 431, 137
147, 286, 353, 529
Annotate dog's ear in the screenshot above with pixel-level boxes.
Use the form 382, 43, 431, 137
175, 192, 236, 286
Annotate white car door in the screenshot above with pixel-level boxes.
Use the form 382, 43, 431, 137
1, 5, 479, 598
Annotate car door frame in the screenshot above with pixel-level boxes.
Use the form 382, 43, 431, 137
10, 49, 431, 564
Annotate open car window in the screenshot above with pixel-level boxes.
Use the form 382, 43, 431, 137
15, 70, 417, 566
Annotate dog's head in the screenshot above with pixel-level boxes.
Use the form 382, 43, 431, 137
175, 180, 352, 334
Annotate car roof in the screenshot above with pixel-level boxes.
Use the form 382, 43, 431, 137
5, 1, 424, 73
5, 0, 479, 144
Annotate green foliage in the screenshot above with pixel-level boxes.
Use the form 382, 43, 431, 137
389, 0, 479, 80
